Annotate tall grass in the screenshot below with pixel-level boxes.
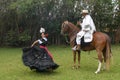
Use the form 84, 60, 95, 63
0, 45, 120, 80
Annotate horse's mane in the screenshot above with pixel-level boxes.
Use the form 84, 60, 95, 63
68, 22, 80, 32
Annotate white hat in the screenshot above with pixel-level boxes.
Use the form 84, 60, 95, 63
82, 10, 88, 13
40, 27, 45, 33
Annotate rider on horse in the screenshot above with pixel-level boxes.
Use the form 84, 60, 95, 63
76, 10, 96, 50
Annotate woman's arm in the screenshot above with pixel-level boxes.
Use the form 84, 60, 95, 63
31, 40, 39, 47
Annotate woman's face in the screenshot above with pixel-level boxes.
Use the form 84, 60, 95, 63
41, 33, 45, 38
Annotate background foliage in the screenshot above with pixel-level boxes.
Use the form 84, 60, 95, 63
0, 0, 120, 46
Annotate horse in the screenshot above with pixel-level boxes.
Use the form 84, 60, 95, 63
61, 21, 112, 74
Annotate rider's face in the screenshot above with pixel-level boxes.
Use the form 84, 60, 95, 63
82, 13, 86, 17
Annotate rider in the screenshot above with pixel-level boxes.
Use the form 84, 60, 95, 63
76, 10, 96, 50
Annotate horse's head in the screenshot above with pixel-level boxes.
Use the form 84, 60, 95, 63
61, 21, 69, 35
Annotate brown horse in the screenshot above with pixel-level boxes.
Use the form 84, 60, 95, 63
61, 21, 112, 74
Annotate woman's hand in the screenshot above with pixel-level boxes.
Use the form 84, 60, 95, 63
31, 40, 38, 47
31, 45, 34, 47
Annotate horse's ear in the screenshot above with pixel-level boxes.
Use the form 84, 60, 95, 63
64, 21, 69, 24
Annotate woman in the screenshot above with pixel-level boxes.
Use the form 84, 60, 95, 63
22, 27, 59, 72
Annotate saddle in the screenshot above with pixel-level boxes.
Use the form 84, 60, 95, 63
81, 32, 95, 47
81, 36, 91, 47
74, 36, 91, 48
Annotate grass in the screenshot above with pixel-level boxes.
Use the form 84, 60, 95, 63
0, 44, 120, 80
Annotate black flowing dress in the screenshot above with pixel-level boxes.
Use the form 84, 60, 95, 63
22, 38, 59, 72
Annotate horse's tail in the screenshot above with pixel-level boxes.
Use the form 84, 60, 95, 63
105, 37, 112, 71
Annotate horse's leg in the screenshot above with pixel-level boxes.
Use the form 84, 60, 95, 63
102, 49, 106, 70
72, 51, 77, 69
95, 49, 103, 74
77, 50, 81, 68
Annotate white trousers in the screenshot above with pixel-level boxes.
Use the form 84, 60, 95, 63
76, 30, 86, 45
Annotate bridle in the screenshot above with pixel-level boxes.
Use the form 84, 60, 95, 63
61, 21, 78, 43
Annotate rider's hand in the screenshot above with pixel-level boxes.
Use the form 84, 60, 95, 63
77, 21, 81, 25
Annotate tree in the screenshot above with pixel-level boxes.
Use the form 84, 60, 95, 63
0, 0, 119, 46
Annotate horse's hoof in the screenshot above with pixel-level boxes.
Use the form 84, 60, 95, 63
95, 71, 100, 74
72, 66, 77, 69
72, 66, 75, 69
77, 65, 80, 68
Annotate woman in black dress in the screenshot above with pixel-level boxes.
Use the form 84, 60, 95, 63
22, 28, 59, 72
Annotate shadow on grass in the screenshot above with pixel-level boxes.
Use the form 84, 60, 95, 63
22, 68, 61, 76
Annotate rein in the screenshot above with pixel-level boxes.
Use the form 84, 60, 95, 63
62, 22, 79, 43
64, 35, 70, 44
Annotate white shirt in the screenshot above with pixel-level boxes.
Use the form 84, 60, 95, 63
38, 37, 47, 44
80, 15, 96, 33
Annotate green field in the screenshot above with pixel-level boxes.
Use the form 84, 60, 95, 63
0, 45, 120, 80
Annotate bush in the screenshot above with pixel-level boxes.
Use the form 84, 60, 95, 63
5, 30, 19, 46
5, 30, 31, 47
18, 30, 31, 46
